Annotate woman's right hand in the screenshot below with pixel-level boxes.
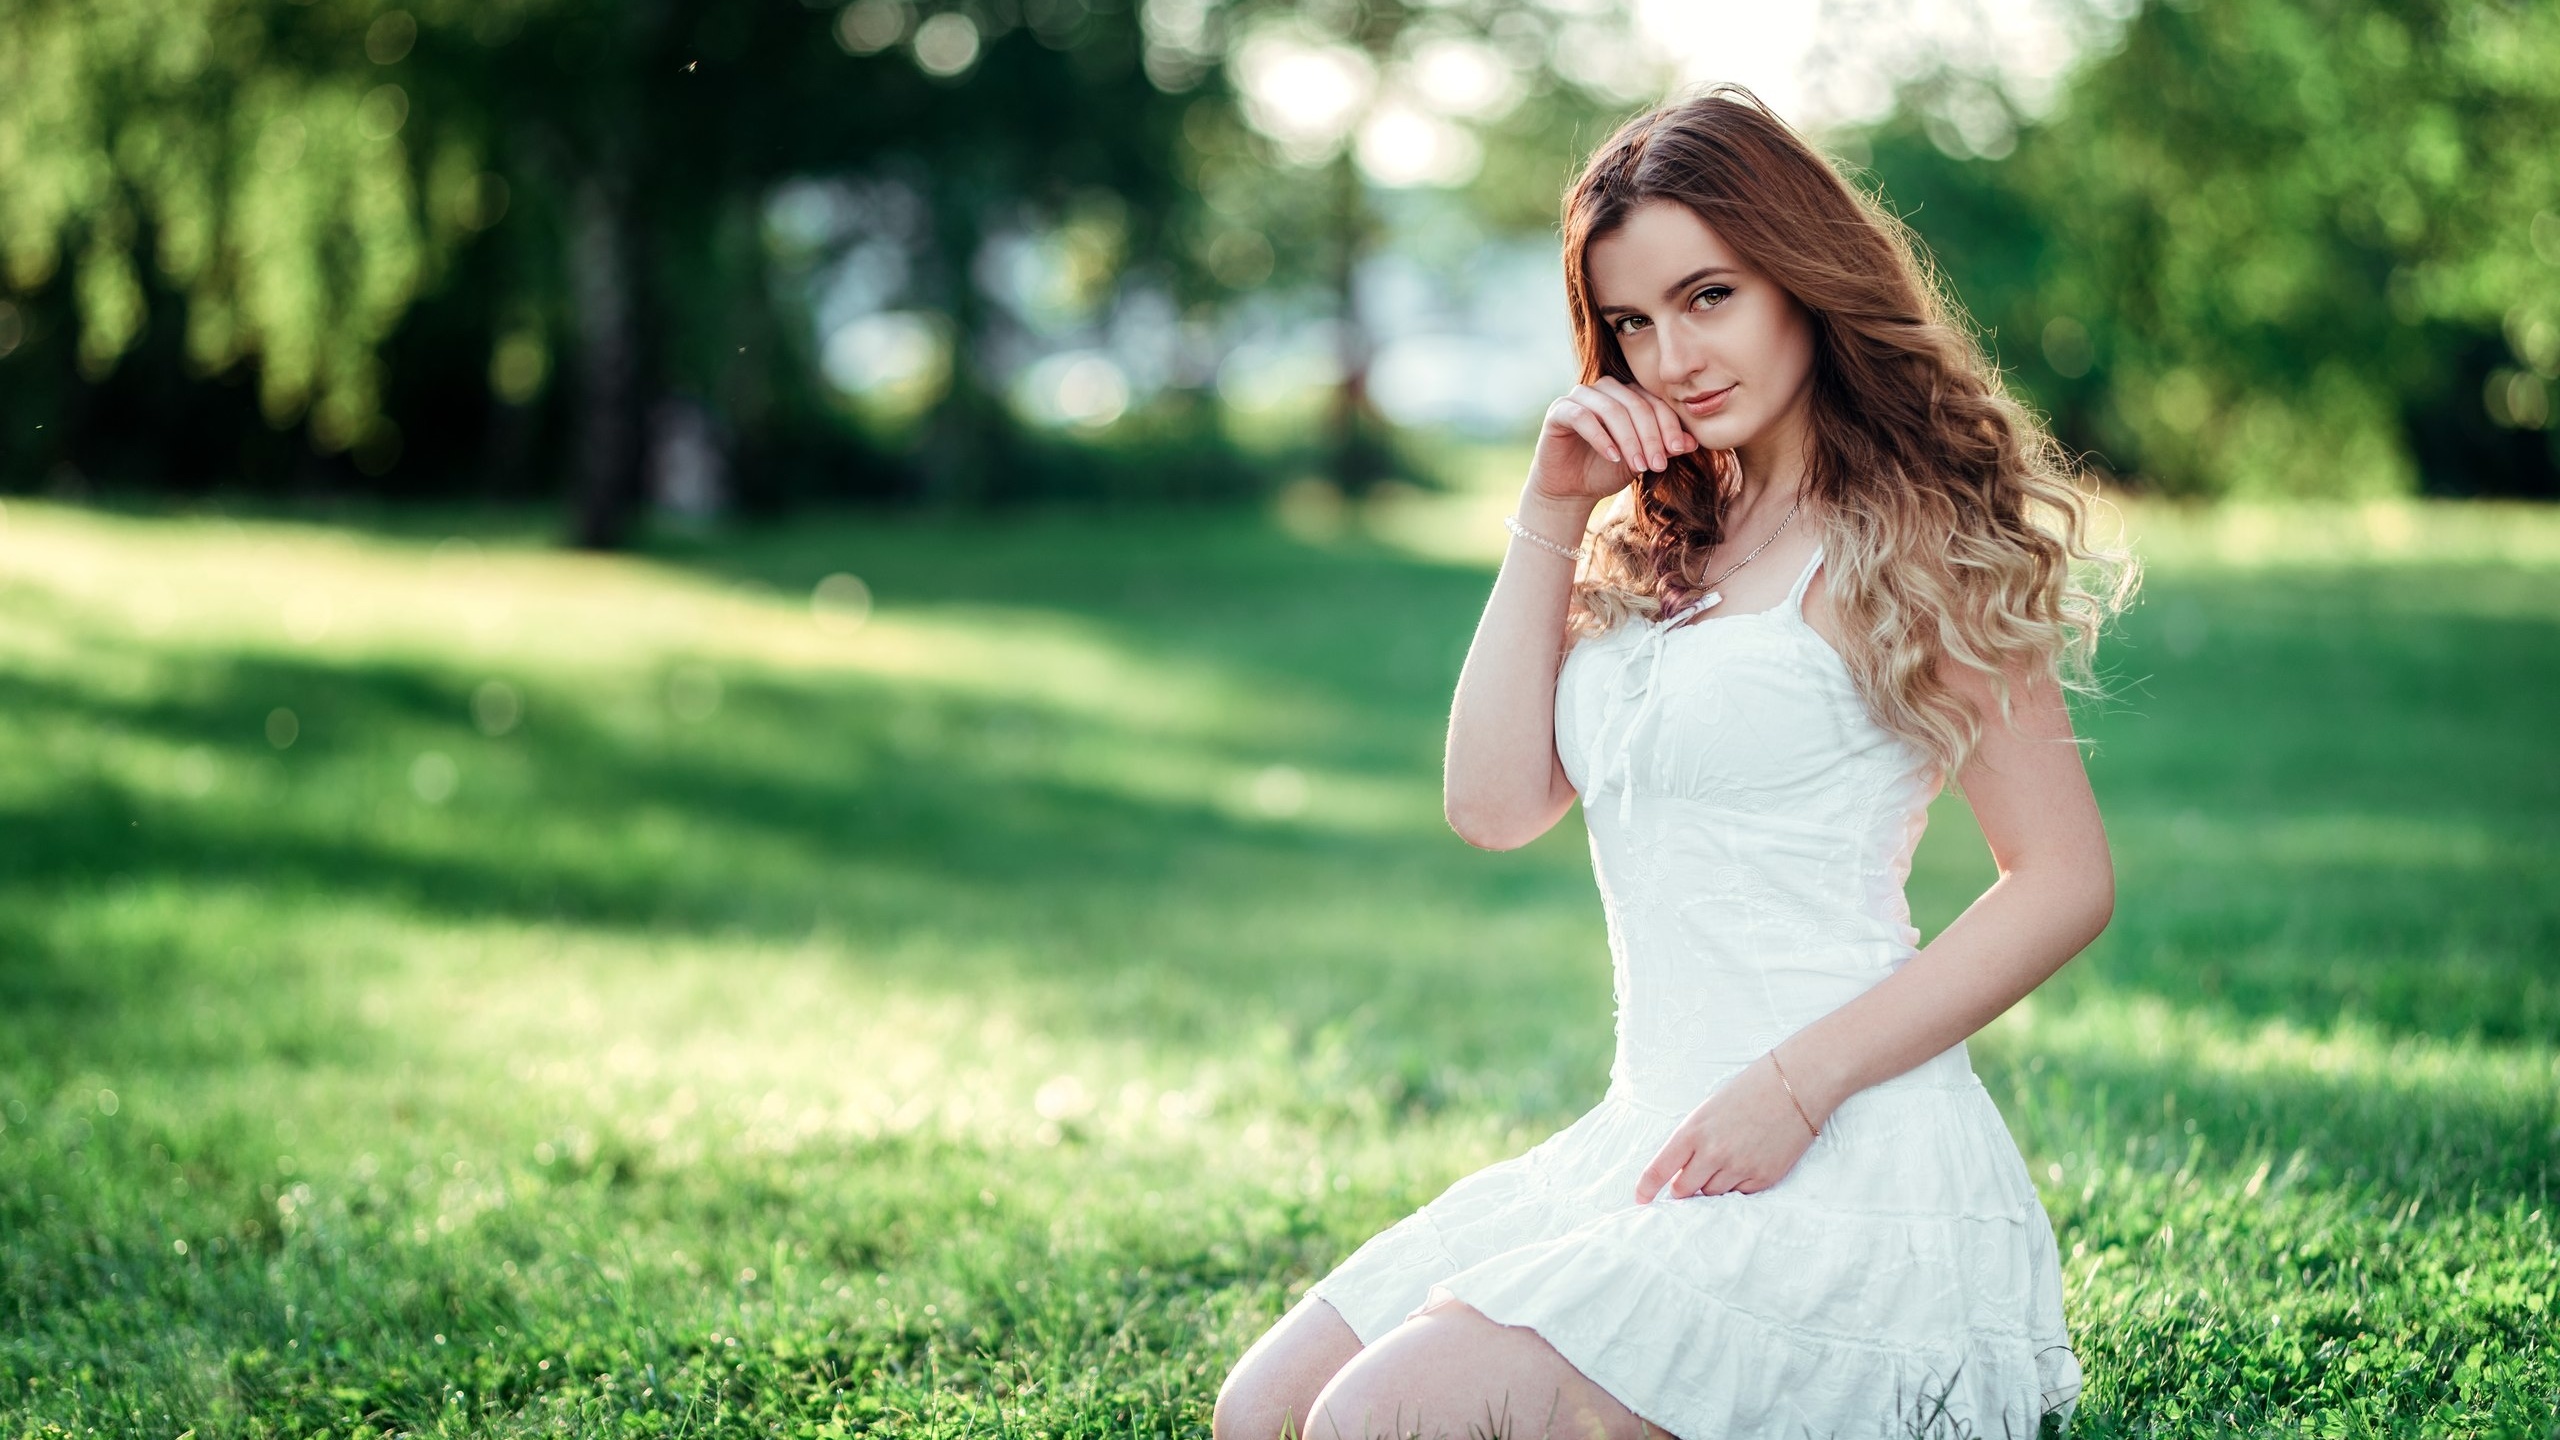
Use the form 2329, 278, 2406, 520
1528, 377, 1699, 504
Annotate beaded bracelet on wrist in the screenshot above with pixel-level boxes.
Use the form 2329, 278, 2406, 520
1503, 512, 1586, 562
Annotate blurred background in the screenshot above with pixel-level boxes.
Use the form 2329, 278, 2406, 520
5, 0, 2554, 531
2, 0, 2556, 1435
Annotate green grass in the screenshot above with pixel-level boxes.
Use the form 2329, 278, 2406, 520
0, 486, 2553, 1439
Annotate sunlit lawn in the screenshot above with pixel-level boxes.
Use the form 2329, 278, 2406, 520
0, 481, 2554, 1438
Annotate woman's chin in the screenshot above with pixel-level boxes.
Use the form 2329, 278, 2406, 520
1682, 420, 1750, 453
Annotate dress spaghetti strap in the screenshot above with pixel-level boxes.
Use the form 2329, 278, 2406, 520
1783, 546, 1826, 613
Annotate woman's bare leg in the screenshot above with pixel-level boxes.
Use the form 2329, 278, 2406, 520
1214, 1292, 1366, 1440
1303, 1297, 1666, 1440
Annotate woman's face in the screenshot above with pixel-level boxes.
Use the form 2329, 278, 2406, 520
1585, 199, 1818, 455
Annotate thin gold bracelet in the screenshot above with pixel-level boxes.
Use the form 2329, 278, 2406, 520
1767, 1049, 1822, 1139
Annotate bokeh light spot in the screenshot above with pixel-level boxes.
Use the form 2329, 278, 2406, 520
1016, 352, 1130, 430
1204, 229, 1274, 289
472, 679, 524, 737
409, 751, 460, 805
2042, 316, 2095, 379
2485, 369, 2551, 430
836, 0, 908, 55
1034, 1074, 1093, 1121
811, 573, 873, 634
490, 332, 548, 405
2533, 211, 2560, 266
1231, 26, 1374, 164
365, 10, 418, 65
1356, 100, 1480, 188
358, 84, 410, 140
1404, 33, 1519, 121
821, 311, 952, 417
1250, 763, 1309, 817
912, 12, 981, 78
265, 708, 300, 750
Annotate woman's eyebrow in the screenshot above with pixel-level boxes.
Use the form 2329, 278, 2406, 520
1595, 266, 1740, 314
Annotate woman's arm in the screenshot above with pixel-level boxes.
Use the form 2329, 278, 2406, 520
1441, 482, 1598, 851
1444, 380, 1696, 851
1634, 655, 2113, 1203
1778, 662, 2116, 1123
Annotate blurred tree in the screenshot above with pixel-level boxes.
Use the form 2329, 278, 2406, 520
493, 0, 1207, 539
0, 0, 1215, 537
0, 0, 1651, 533
1197, 0, 1653, 498
0, 0, 515, 479
1859, 0, 2560, 498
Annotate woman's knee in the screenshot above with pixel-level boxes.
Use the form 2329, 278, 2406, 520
1305, 1301, 1650, 1440
1213, 1293, 1363, 1440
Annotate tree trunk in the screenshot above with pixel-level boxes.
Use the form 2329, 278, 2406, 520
920, 175, 1016, 511
1327, 150, 1394, 499
568, 173, 650, 549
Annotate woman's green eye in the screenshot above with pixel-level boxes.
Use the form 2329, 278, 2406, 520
1612, 288, 1729, 334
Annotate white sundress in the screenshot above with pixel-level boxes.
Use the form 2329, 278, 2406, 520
1306, 547, 2084, 1438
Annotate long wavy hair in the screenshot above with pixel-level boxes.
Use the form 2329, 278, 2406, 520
1561, 85, 2137, 779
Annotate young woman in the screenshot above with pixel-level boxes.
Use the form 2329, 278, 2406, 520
1212, 87, 2134, 1440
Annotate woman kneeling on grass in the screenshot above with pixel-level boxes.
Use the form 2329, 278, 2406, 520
1213, 85, 2136, 1440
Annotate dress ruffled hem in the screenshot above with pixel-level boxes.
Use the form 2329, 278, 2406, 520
1303, 1084, 2083, 1438
1426, 1226, 2081, 1438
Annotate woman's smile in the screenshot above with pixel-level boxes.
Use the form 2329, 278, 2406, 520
1676, 382, 1737, 417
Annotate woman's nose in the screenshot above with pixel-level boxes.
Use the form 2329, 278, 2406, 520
1654, 320, 1713, 389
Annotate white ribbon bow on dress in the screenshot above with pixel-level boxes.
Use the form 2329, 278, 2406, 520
1591, 592, 1718, 826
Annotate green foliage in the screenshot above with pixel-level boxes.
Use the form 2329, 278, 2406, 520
0, 492, 2555, 1433
1857, 0, 2560, 499
0, 0, 544, 454
0, 0, 1646, 519
0, 0, 1232, 509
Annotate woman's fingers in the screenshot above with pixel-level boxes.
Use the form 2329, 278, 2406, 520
1552, 383, 1701, 478
1598, 377, 1693, 471
1612, 379, 1680, 471
1582, 380, 1664, 472
1552, 398, 1624, 468
1573, 383, 1663, 474
1646, 389, 1699, 455
1658, 1162, 1694, 1201
1635, 1140, 1692, 1204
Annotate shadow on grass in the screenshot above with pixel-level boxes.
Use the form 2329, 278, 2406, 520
0, 555, 2552, 1207
0, 616, 1606, 1094
646, 516, 2560, 1040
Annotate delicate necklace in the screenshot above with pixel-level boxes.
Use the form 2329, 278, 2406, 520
1676, 486, 1805, 619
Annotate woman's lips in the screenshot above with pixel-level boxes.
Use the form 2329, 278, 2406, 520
1679, 383, 1738, 417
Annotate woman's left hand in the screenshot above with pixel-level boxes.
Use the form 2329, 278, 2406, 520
1634, 1052, 1822, 1203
